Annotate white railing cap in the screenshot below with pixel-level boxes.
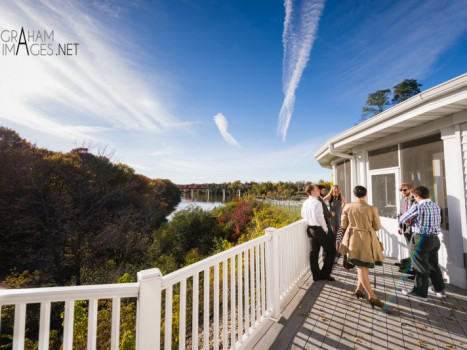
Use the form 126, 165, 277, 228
137, 268, 162, 281
0, 283, 139, 304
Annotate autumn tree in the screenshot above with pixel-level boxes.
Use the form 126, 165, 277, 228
0, 127, 180, 286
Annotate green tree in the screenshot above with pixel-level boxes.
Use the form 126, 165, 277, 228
150, 206, 223, 273
361, 89, 391, 120
392, 79, 422, 104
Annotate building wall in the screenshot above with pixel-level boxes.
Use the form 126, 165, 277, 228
345, 115, 467, 289
441, 121, 467, 288
461, 122, 467, 270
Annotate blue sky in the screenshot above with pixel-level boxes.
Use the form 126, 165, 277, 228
1, 0, 466, 184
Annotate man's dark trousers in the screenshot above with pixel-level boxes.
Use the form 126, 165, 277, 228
307, 225, 336, 281
399, 231, 413, 270
409, 234, 445, 297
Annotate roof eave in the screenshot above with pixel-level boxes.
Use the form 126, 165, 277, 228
314, 73, 467, 166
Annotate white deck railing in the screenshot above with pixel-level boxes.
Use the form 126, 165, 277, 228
0, 219, 309, 350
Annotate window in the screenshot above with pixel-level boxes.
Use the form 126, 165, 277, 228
401, 134, 448, 229
371, 173, 397, 218
335, 160, 351, 201
368, 145, 398, 170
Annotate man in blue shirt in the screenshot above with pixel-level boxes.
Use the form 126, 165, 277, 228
399, 186, 446, 300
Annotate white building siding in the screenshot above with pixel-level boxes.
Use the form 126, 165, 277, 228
462, 123, 467, 218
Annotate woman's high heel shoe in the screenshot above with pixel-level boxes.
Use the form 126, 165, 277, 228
353, 290, 365, 299
369, 297, 385, 309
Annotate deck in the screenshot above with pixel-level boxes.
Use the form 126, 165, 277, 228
247, 257, 467, 350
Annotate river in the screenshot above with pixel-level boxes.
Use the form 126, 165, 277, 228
167, 193, 233, 220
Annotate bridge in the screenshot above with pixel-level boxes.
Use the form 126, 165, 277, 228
1, 220, 465, 349
178, 184, 252, 201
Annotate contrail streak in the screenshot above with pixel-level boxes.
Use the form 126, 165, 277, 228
278, 0, 326, 141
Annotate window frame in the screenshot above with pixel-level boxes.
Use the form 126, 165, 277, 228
368, 167, 400, 218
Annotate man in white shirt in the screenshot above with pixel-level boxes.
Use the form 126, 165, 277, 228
301, 184, 336, 282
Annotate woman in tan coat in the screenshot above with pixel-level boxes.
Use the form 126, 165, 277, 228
339, 186, 385, 309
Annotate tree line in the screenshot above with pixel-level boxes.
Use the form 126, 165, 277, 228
179, 180, 331, 200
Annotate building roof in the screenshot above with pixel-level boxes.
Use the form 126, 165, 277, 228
314, 73, 467, 168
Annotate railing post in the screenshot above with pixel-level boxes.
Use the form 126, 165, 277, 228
265, 227, 280, 319
136, 268, 162, 350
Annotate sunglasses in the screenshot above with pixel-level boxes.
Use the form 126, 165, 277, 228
399, 189, 409, 192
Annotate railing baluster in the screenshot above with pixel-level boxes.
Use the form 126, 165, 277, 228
192, 273, 199, 350
237, 252, 243, 343
283, 232, 288, 296
214, 264, 220, 350
165, 285, 173, 350
111, 297, 120, 350
244, 248, 249, 333
293, 227, 296, 275
260, 242, 266, 316
63, 300, 75, 350
203, 268, 210, 350
12, 303, 26, 350
87, 299, 98, 350
284, 232, 288, 295
222, 259, 228, 350
250, 247, 255, 329
255, 245, 261, 323
293, 227, 298, 280
267, 227, 280, 318
38, 302, 51, 350
230, 256, 236, 348
179, 280, 187, 350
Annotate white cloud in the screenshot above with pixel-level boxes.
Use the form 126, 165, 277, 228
213, 113, 240, 147
278, 0, 326, 142
0, 0, 179, 141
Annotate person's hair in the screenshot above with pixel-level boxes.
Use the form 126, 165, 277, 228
330, 185, 341, 199
412, 186, 430, 199
317, 184, 327, 191
353, 185, 367, 198
305, 184, 316, 195
400, 183, 413, 190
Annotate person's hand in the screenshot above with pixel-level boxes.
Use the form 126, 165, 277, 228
398, 228, 402, 235
325, 230, 328, 235
407, 219, 412, 226
336, 241, 340, 251
331, 212, 336, 217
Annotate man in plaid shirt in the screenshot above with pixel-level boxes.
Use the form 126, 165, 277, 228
399, 186, 446, 300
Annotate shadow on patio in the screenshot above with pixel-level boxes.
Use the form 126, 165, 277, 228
248, 257, 467, 350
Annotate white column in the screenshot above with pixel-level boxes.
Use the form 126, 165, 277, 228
441, 126, 467, 288
360, 152, 367, 188
331, 164, 336, 186
136, 268, 162, 350
350, 156, 357, 195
